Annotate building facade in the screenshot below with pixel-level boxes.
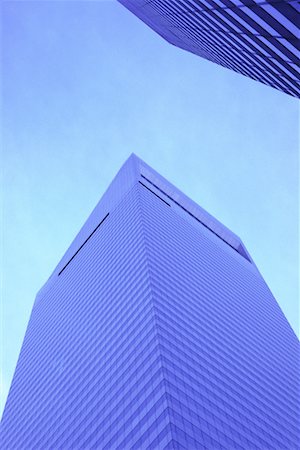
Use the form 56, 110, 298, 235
1, 154, 299, 449
118, 0, 300, 98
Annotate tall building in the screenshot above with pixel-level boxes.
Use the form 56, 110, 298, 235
1, 154, 299, 449
117, 0, 300, 98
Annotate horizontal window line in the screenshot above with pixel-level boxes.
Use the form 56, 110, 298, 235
58, 213, 110, 276
139, 181, 171, 206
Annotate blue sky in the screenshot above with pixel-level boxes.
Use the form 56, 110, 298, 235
1, 1, 299, 416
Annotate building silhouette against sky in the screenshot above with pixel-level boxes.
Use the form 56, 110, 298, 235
118, 0, 300, 98
1, 154, 299, 448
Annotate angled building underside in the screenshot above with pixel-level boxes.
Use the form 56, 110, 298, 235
118, 0, 300, 97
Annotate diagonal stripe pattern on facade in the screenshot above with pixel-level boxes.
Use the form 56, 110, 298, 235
1, 154, 299, 449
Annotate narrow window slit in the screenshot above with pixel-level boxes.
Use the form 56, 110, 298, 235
58, 212, 109, 276
141, 174, 251, 262
139, 181, 171, 206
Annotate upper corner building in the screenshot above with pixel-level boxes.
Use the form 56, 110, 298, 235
117, 0, 300, 98
1, 154, 299, 449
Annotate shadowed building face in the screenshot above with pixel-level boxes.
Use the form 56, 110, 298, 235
1, 154, 299, 448
118, 0, 300, 97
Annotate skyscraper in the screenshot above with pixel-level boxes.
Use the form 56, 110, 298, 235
117, 0, 299, 98
1, 154, 299, 449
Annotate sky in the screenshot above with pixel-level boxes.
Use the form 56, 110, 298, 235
1, 0, 299, 417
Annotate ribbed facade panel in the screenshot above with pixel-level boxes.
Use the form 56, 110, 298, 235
117, 0, 300, 98
1, 182, 172, 449
1, 154, 299, 449
139, 180, 299, 448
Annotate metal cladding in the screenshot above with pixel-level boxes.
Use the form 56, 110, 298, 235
1, 154, 299, 448
118, 0, 300, 98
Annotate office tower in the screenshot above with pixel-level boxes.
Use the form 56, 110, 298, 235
117, 0, 299, 98
1, 154, 299, 449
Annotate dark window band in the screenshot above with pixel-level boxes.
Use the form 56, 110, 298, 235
141, 174, 251, 262
58, 213, 110, 276
139, 181, 171, 207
